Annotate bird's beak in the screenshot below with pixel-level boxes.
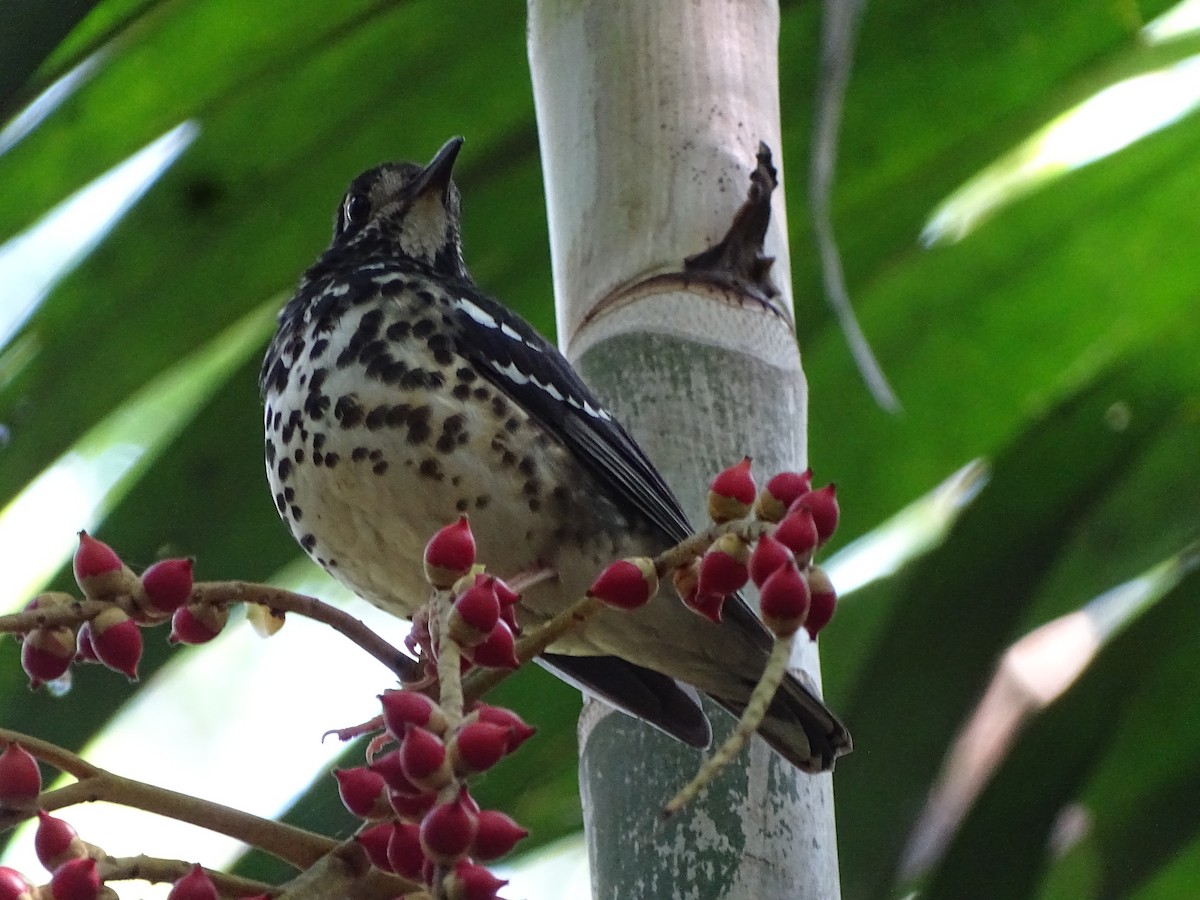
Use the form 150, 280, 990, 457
413, 136, 464, 202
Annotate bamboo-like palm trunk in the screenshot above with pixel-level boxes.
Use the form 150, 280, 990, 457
527, 2, 840, 897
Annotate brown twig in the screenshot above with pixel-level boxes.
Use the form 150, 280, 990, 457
190, 581, 418, 681
98, 855, 280, 897
0, 728, 102, 780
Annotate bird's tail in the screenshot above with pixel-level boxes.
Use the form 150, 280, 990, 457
709, 670, 852, 773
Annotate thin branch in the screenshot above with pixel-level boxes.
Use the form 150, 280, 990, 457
0, 727, 102, 780
99, 855, 280, 897
190, 581, 418, 681
11, 771, 334, 870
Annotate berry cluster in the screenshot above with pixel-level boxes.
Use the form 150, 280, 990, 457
589, 458, 840, 640
0, 742, 246, 900
333, 519, 537, 898
18, 534, 197, 689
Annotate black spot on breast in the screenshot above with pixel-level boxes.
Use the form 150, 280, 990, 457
265, 358, 289, 394
386, 321, 411, 340
290, 505, 303, 520
456, 367, 477, 383
386, 404, 412, 427
358, 340, 388, 367
416, 290, 436, 306
272, 410, 282, 431
412, 319, 436, 338
518, 456, 536, 477
356, 309, 383, 341
455, 498, 469, 512
407, 406, 432, 444
284, 487, 295, 502
366, 405, 390, 430
373, 461, 389, 475
325, 452, 340, 468
335, 395, 364, 428
528, 497, 541, 512
265, 441, 276, 465
522, 478, 540, 497
304, 394, 330, 419
452, 384, 471, 400
277, 458, 293, 480
473, 386, 490, 401
352, 447, 369, 461
365, 351, 397, 381
369, 449, 383, 461
476, 495, 491, 509
300, 533, 317, 551
501, 450, 517, 467
274, 492, 286, 513
313, 451, 324, 466
313, 433, 326, 451
419, 458, 444, 480
491, 397, 510, 417
293, 448, 305, 463
505, 417, 521, 433
380, 361, 410, 385
308, 338, 329, 360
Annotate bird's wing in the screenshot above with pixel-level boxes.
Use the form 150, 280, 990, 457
448, 285, 773, 652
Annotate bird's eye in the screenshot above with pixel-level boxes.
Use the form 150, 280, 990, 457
344, 192, 372, 227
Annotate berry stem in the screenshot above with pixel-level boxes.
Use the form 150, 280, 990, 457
433, 589, 464, 726
662, 634, 795, 818
91, 857, 277, 897
190, 582, 419, 681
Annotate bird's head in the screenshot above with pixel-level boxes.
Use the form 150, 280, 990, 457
331, 136, 467, 279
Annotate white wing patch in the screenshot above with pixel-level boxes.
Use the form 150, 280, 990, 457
455, 296, 499, 330
495, 361, 529, 385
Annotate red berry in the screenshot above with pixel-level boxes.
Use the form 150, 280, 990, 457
774, 505, 819, 561
450, 575, 501, 647
748, 533, 794, 588
73, 532, 137, 601
794, 484, 839, 545
139, 558, 194, 615
696, 533, 750, 597
89, 607, 142, 680
449, 721, 511, 775
0, 867, 33, 900
169, 603, 227, 645
588, 558, 657, 610
380, 689, 447, 740
445, 859, 509, 900
0, 743, 41, 806
682, 588, 725, 623
74, 623, 99, 663
166, 863, 218, 900
386, 821, 427, 880
370, 748, 418, 792
754, 469, 813, 523
35, 810, 84, 870
471, 809, 529, 861
333, 767, 388, 819
804, 566, 838, 639
467, 621, 519, 669
707, 457, 757, 523
420, 786, 479, 864
473, 705, 535, 752
400, 727, 452, 791
424, 516, 476, 588
355, 821, 396, 871
759, 561, 811, 638
492, 578, 520, 608
49, 857, 100, 900
20, 626, 75, 688
389, 786, 438, 823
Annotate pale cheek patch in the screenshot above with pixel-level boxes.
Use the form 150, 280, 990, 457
398, 196, 450, 261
